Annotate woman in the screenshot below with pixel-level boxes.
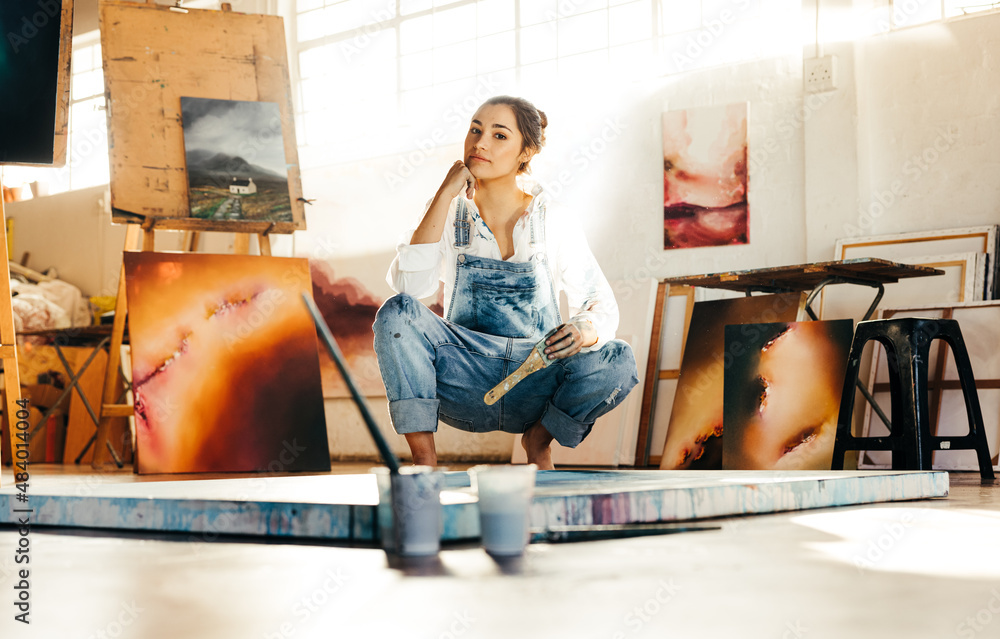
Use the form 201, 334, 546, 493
372, 96, 638, 470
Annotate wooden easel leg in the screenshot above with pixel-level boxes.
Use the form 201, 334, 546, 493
0, 197, 22, 481
92, 225, 142, 470
258, 232, 271, 257
234, 233, 251, 255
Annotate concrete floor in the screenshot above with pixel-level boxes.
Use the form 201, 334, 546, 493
0, 466, 997, 639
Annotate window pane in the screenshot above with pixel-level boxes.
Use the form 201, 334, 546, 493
519, 22, 556, 64
892, 0, 941, 27
558, 49, 609, 82
568, 0, 609, 16
297, 0, 324, 13
297, 9, 327, 42
477, 30, 515, 74
477, 0, 514, 36
434, 4, 477, 46
558, 10, 608, 57
945, 0, 994, 17
299, 44, 338, 79
520, 0, 558, 26
72, 69, 104, 101
400, 0, 432, 15
400, 87, 437, 125
610, 40, 656, 81
609, 0, 651, 46
661, 0, 702, 34
519, 60, 558, 96
400, 14, 433, 53
433, 40, 476, 83
69, 98, 109, 190
401, 51, 434, 89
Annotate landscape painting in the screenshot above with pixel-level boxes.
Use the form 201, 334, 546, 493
662, 103, 749, 250
181, 97, 293, 223
124, 252, 330, 474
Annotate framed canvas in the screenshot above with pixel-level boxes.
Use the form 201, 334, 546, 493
124, 252, 330, 474
835, 226, 998, 299
0, 0, 73, 166
722, 320, 852, 470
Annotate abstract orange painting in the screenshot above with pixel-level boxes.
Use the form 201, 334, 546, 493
124, 253, 330, 474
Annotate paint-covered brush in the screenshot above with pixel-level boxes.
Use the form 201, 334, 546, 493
484, 328, 559, 406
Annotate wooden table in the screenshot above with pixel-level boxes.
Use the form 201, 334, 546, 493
659, 257, 945, 321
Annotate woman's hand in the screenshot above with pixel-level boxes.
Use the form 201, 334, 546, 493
411, 161, 476, 245
543, 320, 598, 360
439, 160, 476, 200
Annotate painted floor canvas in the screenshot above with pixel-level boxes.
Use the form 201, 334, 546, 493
722, 320, 853, 471
662, 103, 749, 249
181, 97, 293, 224
124, 252, 330, 474
659, 294, 804, 470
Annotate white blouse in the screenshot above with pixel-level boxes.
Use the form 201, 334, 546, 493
386, 184, 620, 349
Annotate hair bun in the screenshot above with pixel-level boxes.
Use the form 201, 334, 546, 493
537, 109, 548, 130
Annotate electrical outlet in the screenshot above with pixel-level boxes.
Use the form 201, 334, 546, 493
804, 55, 837, 93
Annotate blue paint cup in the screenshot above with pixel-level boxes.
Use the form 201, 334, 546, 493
372, 466, 443, 556
469, 464, 537, 556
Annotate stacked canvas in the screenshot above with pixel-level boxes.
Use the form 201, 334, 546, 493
822, 226, 999, 320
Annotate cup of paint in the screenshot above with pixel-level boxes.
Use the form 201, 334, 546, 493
372, 466, 443, 556
469, 464, 537, 556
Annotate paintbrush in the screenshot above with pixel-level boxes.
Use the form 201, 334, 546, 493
483, 327, 560, 406
302, 293, 401, 475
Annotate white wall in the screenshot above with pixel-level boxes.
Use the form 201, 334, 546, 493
805, 4, 1000, 261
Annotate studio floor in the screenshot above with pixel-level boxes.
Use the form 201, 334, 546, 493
0, 464, 998, 639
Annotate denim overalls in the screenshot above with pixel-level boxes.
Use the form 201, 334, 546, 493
373, 198, 638, 448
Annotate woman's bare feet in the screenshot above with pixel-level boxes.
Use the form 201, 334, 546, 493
521, 421, 555, 470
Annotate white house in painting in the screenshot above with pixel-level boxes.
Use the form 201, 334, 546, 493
230, 177, 257, 195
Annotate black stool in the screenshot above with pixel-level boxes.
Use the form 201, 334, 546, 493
831, 317, 995, 479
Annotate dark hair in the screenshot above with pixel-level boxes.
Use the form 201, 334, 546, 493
481, 95, 547, 173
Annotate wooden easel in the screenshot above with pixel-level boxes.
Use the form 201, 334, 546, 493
0, 195, 24, 480
91, 0, 305, 469
90, 222, 275, 469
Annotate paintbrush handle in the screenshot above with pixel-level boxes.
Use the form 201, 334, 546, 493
484, 347, 547, 406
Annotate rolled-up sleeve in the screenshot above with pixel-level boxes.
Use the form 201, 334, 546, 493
386, 232, 444, 299
552, 219, 619, 350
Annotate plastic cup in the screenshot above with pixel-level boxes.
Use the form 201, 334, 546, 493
470, 464, 537, 556
371, 466, 443, 556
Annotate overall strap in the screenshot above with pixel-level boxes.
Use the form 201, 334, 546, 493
529, 199, 547, 248
454, 198, 471, 248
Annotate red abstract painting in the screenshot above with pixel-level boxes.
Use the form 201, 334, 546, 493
662, 103, 748, 250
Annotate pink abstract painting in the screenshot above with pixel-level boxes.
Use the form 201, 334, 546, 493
662, 103, 748, 250
310, 260, 385, 398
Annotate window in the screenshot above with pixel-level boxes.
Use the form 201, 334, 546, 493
863, 0, 999, 32
291, 0, 802, 167
2, 34, 109, 197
